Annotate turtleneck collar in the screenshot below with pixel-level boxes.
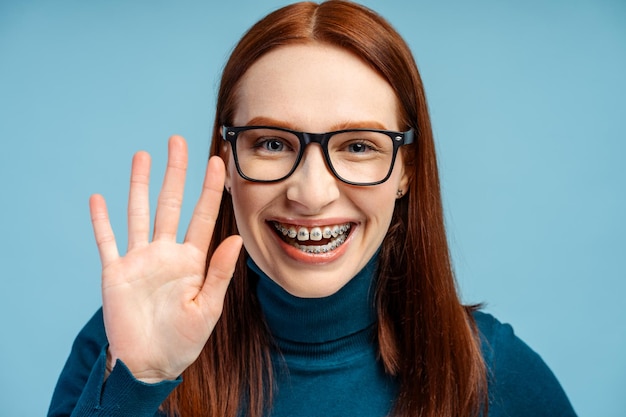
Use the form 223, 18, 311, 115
248, 255, 378, 345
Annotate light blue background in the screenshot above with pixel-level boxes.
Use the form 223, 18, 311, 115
1, 1, 624, 415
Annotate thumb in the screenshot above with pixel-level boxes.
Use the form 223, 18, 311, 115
197, 235, 243, 320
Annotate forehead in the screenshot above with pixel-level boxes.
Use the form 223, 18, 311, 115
233, 43, 400, 132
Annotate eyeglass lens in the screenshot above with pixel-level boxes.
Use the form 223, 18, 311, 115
233, 128, 396, 184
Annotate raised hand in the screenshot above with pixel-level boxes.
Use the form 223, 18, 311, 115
89, 135, 242, 383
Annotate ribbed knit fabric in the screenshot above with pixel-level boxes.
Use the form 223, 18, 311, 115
49, 255, 578, 416
250, 256, 398, 417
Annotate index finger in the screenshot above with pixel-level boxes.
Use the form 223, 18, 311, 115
184, 155, 226, 251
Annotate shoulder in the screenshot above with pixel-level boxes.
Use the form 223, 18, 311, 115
472, 310, 517, 365
472, 310, 550, 382
472, 310, 555, 377
471, 311, 577, 417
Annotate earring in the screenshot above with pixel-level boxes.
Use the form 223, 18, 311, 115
396, 189, 404, 198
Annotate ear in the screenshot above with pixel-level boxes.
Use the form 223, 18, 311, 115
397, 158, 412, 196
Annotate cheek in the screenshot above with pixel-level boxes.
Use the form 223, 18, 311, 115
365, 174, 404, 223
229, 188, 258, 251
230, 182, 272, 226
231, 184, 255, 221
352, 185, 397, 221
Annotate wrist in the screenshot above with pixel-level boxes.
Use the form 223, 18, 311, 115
104, 347, 114, 380
106, 347, 178, 383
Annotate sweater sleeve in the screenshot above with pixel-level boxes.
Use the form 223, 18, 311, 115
474, 312, 577, 417
48, 308, 180, 417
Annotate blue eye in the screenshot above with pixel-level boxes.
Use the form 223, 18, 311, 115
263, 139, 285, 152
348, 142, 367, 153
252, 137, 293, 153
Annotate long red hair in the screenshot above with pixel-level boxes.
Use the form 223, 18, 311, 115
162, 2, 487, 416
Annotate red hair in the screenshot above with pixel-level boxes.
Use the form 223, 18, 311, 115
162, 2, 487, 416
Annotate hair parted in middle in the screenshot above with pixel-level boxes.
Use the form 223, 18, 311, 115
161, 2, 487, 417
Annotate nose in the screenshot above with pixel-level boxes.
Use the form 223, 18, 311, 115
285, 144, 340, 213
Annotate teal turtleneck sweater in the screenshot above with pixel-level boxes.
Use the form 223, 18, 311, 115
249, 256, 397, 417
48, 256, 577, 416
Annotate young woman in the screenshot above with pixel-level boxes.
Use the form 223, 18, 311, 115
49, 2, 577, 416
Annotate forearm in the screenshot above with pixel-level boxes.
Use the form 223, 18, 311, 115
50, 346, 179, 417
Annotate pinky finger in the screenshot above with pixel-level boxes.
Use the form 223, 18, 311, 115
89, 194, 120, 268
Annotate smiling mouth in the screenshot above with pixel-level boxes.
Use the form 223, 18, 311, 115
271, 221, 352, 254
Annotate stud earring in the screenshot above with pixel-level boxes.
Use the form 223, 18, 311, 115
396, 189, 404, 198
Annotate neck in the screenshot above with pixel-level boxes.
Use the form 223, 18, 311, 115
248, 256, 378, 344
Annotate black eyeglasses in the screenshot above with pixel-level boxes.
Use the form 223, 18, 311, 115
222, 125, 415, 186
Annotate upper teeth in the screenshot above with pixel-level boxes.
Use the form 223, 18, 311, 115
297, 228, 310, 241
274, 223, 351, 241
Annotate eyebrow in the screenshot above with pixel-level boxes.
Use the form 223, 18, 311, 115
244, 116, 388, 131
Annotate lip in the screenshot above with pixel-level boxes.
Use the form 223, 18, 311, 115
265, 218, 356, 264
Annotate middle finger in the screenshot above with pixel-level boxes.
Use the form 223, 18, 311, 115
153, 135, 188, 241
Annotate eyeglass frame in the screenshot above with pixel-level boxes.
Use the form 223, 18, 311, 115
221, 125, 416, 186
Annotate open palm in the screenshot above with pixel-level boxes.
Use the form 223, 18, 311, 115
89, 136, 242, 382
